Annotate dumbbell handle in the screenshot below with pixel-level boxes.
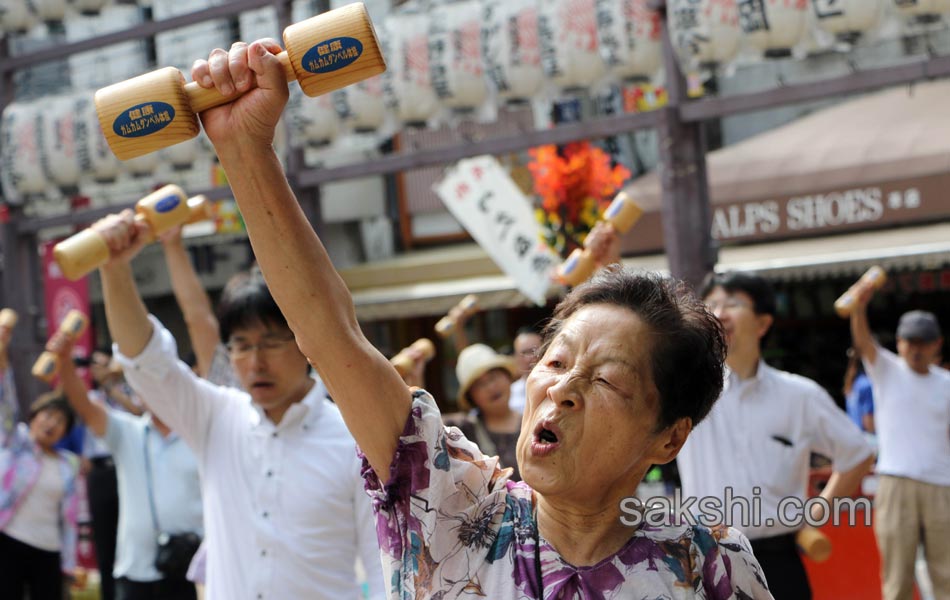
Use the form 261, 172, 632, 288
32, 310, 89, 383
185, 52, 297, 114
0, 309, 17, 355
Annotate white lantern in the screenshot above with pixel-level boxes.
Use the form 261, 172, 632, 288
71, 0, 110, 15
43, 95, 94, 190
668, 0, 741, 70
737, 0, 809, 58
0, 102, 49, 202
0, 0, 35, 32
595, 0, 662, 82
891, 0, 950, 20
160, 136, 204, 170
428, 1, 489, 112
482, 0, 544, 102
332, 77, 386, 132
76, 93, 121, 182
291, 88, 339, 147
811, 0, 884, 43
539, 0, 607, 90
30, 0, 68, 22
122, 150, 159, 178
239, 6, 279, 41
382, 12, 440, 126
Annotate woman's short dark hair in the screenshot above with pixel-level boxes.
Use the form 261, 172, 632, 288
28, 391, 76, 435
540, 267, 726, 431
217, 269, 289, 344
700, 271, 776, 317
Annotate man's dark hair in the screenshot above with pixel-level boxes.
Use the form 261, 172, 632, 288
700, 271, 776, 317
28, 391, 76, 435
217, 269, 289, 344
514, 326, 541, 339
540, 266, 726, 431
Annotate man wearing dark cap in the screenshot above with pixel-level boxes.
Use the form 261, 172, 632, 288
850, 290, 950, 600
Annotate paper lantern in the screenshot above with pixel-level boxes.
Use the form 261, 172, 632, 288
332, 77, 386, 132
0, 0, 35, 32
0, 102, 49, 201
428, 1, 489, 112
122, 150, 159, 178
290, 87, 339, 147
382, 12, 440, 126
738, 0, 809, 58
76, 93, 121, 182
811, 0, 884, 43
43, 95, 94, 190
482, 0, 544, 102
595, 0, 662, 81
891, 0, 950, 21
539, 0, 607, 90
160, 136, 204, 170
668, 0, 741, 70
30, 0, 68, 21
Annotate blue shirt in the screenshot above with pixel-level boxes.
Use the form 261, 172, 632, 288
845, 373, 874, 431
103, 411, 203, 581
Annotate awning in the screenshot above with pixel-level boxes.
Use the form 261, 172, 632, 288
342, 222, 950, 321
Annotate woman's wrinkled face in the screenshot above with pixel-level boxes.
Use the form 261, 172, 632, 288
517, 304, 679, 505
30, 408, 68, 451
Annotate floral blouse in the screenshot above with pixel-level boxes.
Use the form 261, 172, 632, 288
362, 390, 773, 600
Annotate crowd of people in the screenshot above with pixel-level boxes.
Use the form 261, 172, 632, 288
0, 39, 947, 600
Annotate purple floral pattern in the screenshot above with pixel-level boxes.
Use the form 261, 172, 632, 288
362, 391, 772, 599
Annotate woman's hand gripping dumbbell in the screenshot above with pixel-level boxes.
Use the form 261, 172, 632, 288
95, 3, 385, 160
555, 192, 643, 286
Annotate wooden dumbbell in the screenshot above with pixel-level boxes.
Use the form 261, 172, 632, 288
53, 186, 213, 281
556, 191, 644, 287
32, 310, 89, 383
435, 295, 480, 338
796, 526, 832, 563
391, 338, 436, 379
0, 309, 17, 354
834, 266, 887, 318
95, 3, 385, 160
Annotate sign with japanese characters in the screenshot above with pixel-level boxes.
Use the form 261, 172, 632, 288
435, 156, 559, 305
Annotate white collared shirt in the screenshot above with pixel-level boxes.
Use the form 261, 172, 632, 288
677, 361, 872, 540
864, 346, 950, 486
115, 315, 385, 600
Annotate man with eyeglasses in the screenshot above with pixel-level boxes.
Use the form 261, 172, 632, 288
87, 212, 385, 600
676, 271, 873, 600
508, 327, 541, 413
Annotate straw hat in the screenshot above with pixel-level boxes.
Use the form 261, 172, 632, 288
456, 344, 519, 407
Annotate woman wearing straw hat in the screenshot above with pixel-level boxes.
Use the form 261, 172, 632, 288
446, 344, 523, 480
175, 42, 772, 599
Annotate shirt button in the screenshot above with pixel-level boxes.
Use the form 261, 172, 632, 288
260, 549, 267, 557
263, 511, 269, 518
266, 470, 274, 478
257, 594, 263, 599
271, 432, 278, 438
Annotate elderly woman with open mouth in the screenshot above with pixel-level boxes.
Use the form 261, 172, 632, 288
188, 38, 773, 599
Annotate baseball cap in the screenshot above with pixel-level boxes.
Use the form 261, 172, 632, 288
896, 310, 941, 342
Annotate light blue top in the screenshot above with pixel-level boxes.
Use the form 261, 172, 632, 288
104, 410, 203, 581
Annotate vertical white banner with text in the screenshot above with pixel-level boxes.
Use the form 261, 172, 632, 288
435, 156, 558, 305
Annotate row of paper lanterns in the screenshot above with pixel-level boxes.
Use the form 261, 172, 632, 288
670, 0, 950, 72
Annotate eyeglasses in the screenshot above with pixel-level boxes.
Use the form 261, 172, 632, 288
226, 336, 296, 360
704, 297, 753, 313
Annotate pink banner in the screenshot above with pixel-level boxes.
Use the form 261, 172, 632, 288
42, 240, 94, 385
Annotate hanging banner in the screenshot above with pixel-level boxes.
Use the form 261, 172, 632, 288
42, 241, 94, 385
435, 156, 559, 305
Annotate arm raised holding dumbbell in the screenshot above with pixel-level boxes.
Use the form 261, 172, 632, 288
556, 192, 642, 286
32, 310, 89, 383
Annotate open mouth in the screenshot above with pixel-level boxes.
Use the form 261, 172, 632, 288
251, 381, 275, 390
531, 420, 562, 456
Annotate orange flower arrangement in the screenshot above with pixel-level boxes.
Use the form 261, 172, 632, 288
528, 141, 630, 257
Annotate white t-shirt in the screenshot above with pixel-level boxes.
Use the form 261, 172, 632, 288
508, 377, 526, 413
678, 362, 873, 540
4, 453, 63, 551
864, 346, 950, 487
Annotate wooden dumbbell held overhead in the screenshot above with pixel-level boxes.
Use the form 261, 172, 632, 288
391, 338, 436, 379
0, 309, 17, 354
435, 295, 480, 338
834, 266, 887, 318
53, 186, 213, 281
32, 310, 89, 383
556, 192, 644, 287
95, 2, 385, 160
